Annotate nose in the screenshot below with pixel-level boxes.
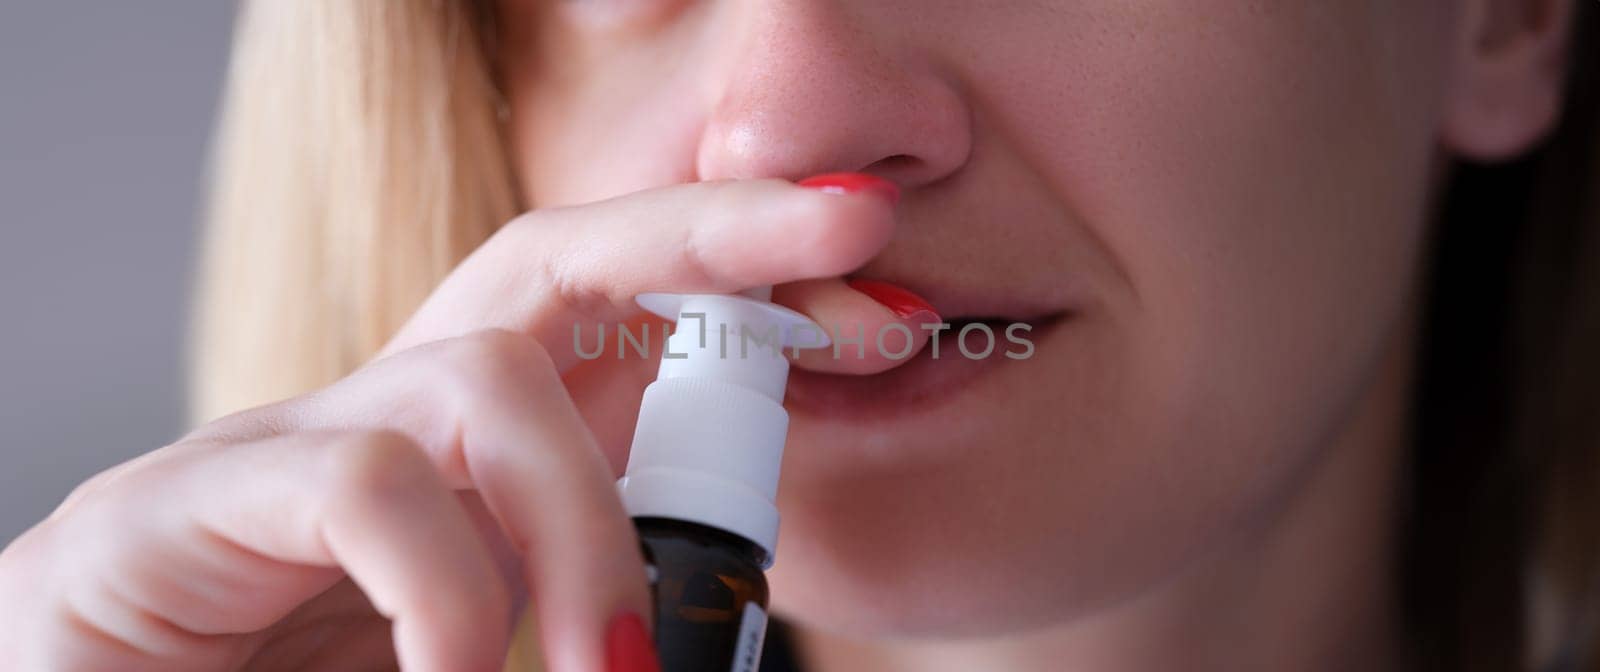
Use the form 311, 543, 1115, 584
695, 2, 971, 188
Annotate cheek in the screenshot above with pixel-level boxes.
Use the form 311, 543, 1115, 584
778, 2, 1455, 632
503, 24, 711, 206
983, 2, 1450, 488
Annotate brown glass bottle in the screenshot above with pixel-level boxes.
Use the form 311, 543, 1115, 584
636, 516, 771, 672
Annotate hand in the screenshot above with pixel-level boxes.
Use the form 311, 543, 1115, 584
0, 178, 897, 672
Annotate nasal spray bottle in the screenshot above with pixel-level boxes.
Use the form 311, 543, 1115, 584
617, 285, 826, 672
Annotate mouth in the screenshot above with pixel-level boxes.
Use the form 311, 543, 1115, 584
783, 307, 1071, 421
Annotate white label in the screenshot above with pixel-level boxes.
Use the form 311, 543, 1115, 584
728, 601, 768, 672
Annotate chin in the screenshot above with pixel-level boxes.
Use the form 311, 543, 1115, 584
763, 324, 1099, 637
761, 459, 1133, 640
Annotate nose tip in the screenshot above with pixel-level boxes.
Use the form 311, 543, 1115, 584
693, 7, 970, 189
698, 89, 968, 187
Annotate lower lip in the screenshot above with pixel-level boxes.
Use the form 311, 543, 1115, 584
782, 315, 1068, 422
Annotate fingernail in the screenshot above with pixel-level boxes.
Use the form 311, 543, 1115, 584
847, 278, 940, 322
797, 172, 900, 205
606, 611, 660, 672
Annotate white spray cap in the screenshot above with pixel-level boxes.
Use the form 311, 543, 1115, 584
616, 286, 828, 568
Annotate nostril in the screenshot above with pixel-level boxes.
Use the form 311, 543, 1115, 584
867, 154, 922, 176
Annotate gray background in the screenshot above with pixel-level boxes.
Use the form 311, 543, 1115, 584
1, 4, 236, 545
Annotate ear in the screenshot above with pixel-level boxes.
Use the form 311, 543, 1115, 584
1441, 0, 1576, 161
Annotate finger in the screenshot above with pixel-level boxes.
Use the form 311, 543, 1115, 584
66, 430, 511, 672
376, 178, 898, 369
353, 332, 652, 672
196, 330, 656, 672
560, 314, 663, 474
772, 278, 938, 374
447, 344, 650, 672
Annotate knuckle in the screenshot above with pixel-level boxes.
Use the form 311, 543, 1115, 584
434, 329, 559, 397
699, 178, 756, 231
48, 442, 197, 529
326, 430, 432, 502
686, 179, 773, 285
679, 217, 724, 289
539, 248, 616, 319
506, 211, 620, 319
50, 472, 115, 521
483, 209, 603, 309
0, 520, 55, 575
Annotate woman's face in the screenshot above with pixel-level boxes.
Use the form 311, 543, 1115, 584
497, 0, 1459, 636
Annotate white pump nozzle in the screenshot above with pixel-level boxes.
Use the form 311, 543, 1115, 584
616, 287, 827, 568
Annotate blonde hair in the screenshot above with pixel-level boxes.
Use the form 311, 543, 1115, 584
189, 0, 514, 425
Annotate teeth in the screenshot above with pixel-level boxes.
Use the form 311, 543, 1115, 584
948, 317, 1018, 325
945, 313, 1067, 328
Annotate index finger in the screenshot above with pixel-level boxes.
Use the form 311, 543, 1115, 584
376, 178, 897, 368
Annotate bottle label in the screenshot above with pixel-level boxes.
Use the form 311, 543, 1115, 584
729, 601, 768, 672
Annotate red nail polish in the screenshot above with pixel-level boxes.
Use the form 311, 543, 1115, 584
607, 611, 661, 672
847, 278, 940, 321
797, 172, 900, 205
